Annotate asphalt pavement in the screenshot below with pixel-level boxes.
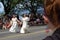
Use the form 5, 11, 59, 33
0, 25, 52, 40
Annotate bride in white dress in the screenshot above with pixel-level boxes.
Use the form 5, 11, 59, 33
9, 14, 20, 32
20, 14, 30, 33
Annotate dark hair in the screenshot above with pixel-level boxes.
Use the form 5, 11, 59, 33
44, 0, 60, 26
22, 14, 28, 17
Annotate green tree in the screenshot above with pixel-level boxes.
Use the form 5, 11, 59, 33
1, 0, 44, 15
4, 0, 22, 15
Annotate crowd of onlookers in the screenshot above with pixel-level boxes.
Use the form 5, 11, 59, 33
0, 13, 45, 29
28, 13, 45, 26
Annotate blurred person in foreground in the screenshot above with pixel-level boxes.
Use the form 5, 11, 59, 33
43, 0, 60, 40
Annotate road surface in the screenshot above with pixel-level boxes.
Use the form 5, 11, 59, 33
0, 25, 52, 40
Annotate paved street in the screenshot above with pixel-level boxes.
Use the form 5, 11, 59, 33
0, 25, 52, 40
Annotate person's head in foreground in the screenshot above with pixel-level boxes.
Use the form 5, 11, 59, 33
44, 0, 60, 30
43, 0, 60, 40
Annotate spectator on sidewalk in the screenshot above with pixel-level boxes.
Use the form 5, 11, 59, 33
43, 0, 60, 40
3, 20, 10, 30
0, 18, 3, 29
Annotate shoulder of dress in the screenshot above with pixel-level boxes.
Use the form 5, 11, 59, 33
26, 17, 28, 18
12, 18, 13, 19
14, 18, 17, 19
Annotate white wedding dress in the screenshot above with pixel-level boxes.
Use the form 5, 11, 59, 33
20, 17, 29, 33
9, 18, 19, 32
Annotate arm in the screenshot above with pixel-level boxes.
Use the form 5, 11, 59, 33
17, 19, 22, 26
7, 21, 12, 28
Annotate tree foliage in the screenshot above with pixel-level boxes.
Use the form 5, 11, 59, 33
1, 0, 44, 15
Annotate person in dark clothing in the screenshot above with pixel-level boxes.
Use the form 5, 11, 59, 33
43, 0, 60, 40
0, 18, 3, 29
